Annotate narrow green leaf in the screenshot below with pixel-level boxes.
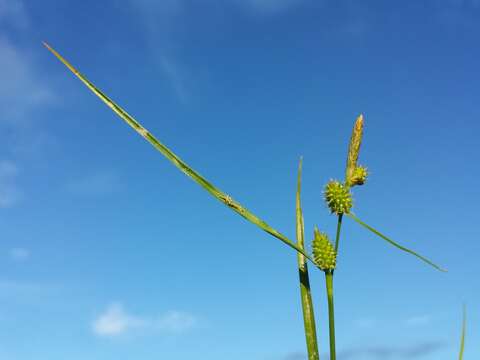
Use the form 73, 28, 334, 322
296, 157, 307, 266
346, 213, 446, 272
296, 157, 320, 360
459, 304, 466, 360
44, 42, 314, 262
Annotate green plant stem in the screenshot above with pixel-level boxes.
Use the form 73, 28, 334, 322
298, 250, 320, 360
334, 214, 343, 254
325, 271, 336, 360
296, 158, 320, 360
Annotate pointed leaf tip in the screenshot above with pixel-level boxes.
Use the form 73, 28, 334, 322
347, 213, 447, 272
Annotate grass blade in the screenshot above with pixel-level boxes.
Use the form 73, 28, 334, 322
346, 213, 446, 272
459, 304, 466, 360
296, 158, 320, 360
43, 42, 314, 262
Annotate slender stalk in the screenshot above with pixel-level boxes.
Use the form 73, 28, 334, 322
325, 271, 336, 360
333, 214, 343, 254
296, 158, 320, 360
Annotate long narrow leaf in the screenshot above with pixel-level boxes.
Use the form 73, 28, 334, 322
459, 305, 466, 360
296, 158, 320, 360
346, 213, 446, 272
44, 42, 314, 262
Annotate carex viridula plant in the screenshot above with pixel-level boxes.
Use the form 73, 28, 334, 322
310, 115, 446, 360
44, 43, 447, 360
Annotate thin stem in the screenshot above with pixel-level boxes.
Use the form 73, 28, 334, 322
325, 271, 336, 360
298, 261, 320, 360
334, 214, 343, 254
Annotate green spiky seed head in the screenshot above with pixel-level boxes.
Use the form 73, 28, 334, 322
312, 227, 337, 271
350, 165, 368, 186
324, 180, 352, 215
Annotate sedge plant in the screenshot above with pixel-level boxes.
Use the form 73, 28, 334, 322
44, 43, 450, 360
310, 115, 446, 359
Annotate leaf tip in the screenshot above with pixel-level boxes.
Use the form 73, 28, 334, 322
42, 41, 52, 50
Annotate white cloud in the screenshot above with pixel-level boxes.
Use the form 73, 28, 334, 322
9, 247, 30, 261
93, 303, 146, 337
92, 303, 198, 338
0, 160, 21, 208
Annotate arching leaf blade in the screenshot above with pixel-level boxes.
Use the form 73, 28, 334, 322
43, 42, 313, 262
346, 213, 446, 272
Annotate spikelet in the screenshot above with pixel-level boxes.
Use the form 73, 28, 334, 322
350, 165, 368, 186
312, 227, 336, 271
345, 114, 364, 187
324, 180, 352, 215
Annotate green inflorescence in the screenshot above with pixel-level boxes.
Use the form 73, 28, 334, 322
324, 180, 352, 215
312, 227, 337, 271
350, 165, 368, 186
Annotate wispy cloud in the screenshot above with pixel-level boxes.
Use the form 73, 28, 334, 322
159, 54, 189, 103
93, 303, 146, 337
127, 0, 309, 102
9, 247, 30, 261
66, 171, 122, 196
92, 303, 198, 338
127, 0, 183, 31
0, 160, 21, 208
156, 310, 198, 333
0, 0, 28, 28
0, 280, 51, 304
126, 0, 190, 102
0, 36, 55, 123
1, 3, 57, 203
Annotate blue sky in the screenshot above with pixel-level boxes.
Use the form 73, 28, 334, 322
1, 0, 479, 359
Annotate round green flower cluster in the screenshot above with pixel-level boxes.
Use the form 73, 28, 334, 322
312, 228, 336, 271
350, 165, 368, 186
324, 180, 352, 215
